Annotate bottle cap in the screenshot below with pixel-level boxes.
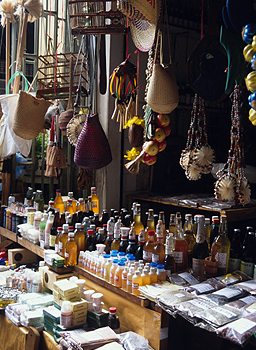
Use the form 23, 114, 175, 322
113, 259, 119, 264
103, 254, 110, 258
118, 252, 126, 257
148, 230, 155, 236
150, 262, 157, 267
61, 301, 72, 313
109, 307, 117, 314
75, 223, 82, 229
128, 255, 135, 261
92, 292, 103, 300
57, 226, 62, 231
87, 229, 94, 235
118, 262, 125, 266
157, 264, 164, 269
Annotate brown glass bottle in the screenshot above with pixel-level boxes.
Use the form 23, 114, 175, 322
169, 214, 177, 236
173, 217, 188, 272
59, 224, 69, 257
133, 204, 144, 236
143, 230, 155, 263
74, 222, 86, 254
152, 230, 165, 264
164, 234, 175, 276
119, 227, 129, 252
65, 232, 78, 266
183, 214, 196, 268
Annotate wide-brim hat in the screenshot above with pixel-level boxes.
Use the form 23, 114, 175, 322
118, 0, 160, 52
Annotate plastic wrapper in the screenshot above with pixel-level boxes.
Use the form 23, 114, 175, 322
215, 271, 250, 286
235, 280, 256, 294
176, 297, 217, 321
228, 296, 256, 310
185, 278, 224, 295
169, 272, 199, 287
202, 287, 246, 305
197, 305, 241, 328
157, 290, 195, 315
119, 331, 149, 350
217, 313, 256, 345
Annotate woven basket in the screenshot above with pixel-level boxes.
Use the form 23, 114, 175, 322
10, 91, 51, 140
74, 114, 112, 169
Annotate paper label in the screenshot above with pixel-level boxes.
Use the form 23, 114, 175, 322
216, 252, 228, 268
173, 251, 183, 264
127, 280, 132, 286
132, 283, 139, 289
241, 296, 256, 305
228, 318, 256, 335
215, 307, 237, 319
213, 287, 241, 299
240, 261, 254, 277
143, 251, 152, 261
239, 281, 256, 290
152, 254, 159, 263
192, 258, 205, 277
179, 272, 199, 285
229, 258, 241, 272
191, 283, 214, 294
189, 298, 215, 310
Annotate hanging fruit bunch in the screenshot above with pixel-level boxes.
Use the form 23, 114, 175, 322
214, 85, 251, 205
110, 58, 137, 131
180, 94, 215, 180
242, 23, 256, 125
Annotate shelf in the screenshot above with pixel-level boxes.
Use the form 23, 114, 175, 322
75, 266, 150, 308
0, 227, 44, 259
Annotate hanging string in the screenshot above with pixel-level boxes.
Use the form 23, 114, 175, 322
200, 0, 204, 40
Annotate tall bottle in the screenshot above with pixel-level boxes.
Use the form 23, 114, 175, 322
133, 204, 144, 235
25, 187, 34, 207
87, 229, 96, 252
211, 215, 230, 275
143, 230, 155, 263
55, 227, 62, 253
66, 199, 75, 215
240, 230, 255, 277
145, 209, 155, 240
44, 212, 54, 249
68, 192, 77, 213
34, 190, 44, 212
126, 225, 138, 255
229, 229, 242, 272
39, 213, 48, 249
46, 199, 56, 214
65, 232, 78, 266
158, 211, 167, 240
111, 219, 122, 251
183, 214, 196, 268
59, 224, 69, 257
152, 226, 165, 264
210, 216, 219, 248
173, 216, 188, 272
74, 223, 86, 254
54, 190, 65, 214
77, 198, 86, 212
91, 187, 99, 214
105, 217, 115, 253
101, 209, 110, 226
192, 215, 209, 281
205, 218, 211, 250
119, 227, 129, 253
164, 234, 175, 276
169, 214, 177, 236
49, 212, 60, 249
135, 230, 145, 261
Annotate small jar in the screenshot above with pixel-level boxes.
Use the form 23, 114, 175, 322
83, 289, 95, 311
92, 292, 103, 313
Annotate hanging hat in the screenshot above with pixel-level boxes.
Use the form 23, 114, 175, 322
118, 0, 160, 52
188, 36, 228, 101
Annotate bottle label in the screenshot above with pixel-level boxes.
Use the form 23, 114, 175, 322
240, 261, 254, 277
143, 251, 152, 261
40, 240, 45, 249
132, 282, 139, 289
55, 244, 59, 253
59, 242, 63, 250
173, 251, 183, 264
91, 200, 98, 209
216, 252, 227, 268
127, 280, 132, 286
114, 275, 119, 282
229, 258, 241, 272
65, 253, 69, 258
152, 254, 159, 263
49, 235, 56, 247
192, 258, 205, 278
122, 275, 127, 280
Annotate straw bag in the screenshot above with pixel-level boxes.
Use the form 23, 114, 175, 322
146, 31, 179, 114
74, 114, 112, 169
7, 72, 51, 140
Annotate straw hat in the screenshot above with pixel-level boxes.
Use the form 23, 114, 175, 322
118, 0, 160, 52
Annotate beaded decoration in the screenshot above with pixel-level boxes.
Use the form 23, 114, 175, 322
214, 85, 251, 205
180, 94, 215, 181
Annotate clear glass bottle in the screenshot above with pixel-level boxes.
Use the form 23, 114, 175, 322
68, 192, 77, 213
145, 209, 155, 240
143, 230, 155, 263
133, 204, 144, 236
152, 226, 165, 264
169, 213, 177, 236
74, 222, 86, 254
183, 214, 196, 268
173, 216, 188, 272
54, 190, 65, 214
192, 215, 209, 281
211, 215, 230, 275
91, 187, 99, 214
65, 232, 78, 266
126, 224, 138, 255
77, 198, 86, 212
108, 307, 120, 333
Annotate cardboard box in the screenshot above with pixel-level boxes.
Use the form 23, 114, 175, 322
8, 248, 37, 265
43, 269, 74, 291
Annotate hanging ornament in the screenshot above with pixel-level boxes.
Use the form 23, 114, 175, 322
214, 85, 251, 205
180, 94, 215, 181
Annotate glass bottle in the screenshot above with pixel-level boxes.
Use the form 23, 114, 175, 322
55, 227, 62, 253
120, 208, 128, 226
34, 190, 44, 212
96, 228, 106, 245
77, 198, 86, 212
39, 212, 48, 249
66, 199, 74, 215
25, 187, 34, 207
54, 190, 65, 214
173, 216, 188, 272
164, 234, 175, 276
68, 192, 77, 213
145, 209, 155, 240
169, 214, 177, 236
91, 187, 99, 214
65, 232, 78, 266
211, 215, 230, 275
108, 307, 120, 333
133, 204, 144, 236
228, 229, 242, 273
205, 218, 212, 250
240, 230, 255, 277
152, 226, 165, 264
87, 229, 96, 252
119, 227, 129, 252
49, 212, 60, 249
105, 218, 115, 253
101, 209, 110, 226
44, 212, 54, 249
46, 199, 56, 214
143, 230, 155, 263
210, 216, 219, 248
183, 214, 196, 268
59, 224, 69, 257
132, 271, 142, 296
111, 224, 121, 252
74, 222, 86, 254
158, 211, 167, 240
126, 224, 138, 255
135, 230, 145, 261
192, 215, 209, 281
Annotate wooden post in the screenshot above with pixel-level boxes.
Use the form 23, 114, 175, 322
5, 20, 10, 85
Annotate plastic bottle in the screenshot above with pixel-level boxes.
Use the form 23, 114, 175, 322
121, 266, 129, 291
132, 271, 142, 296
101, 254, 110, 278
104, 258, 112, 282
141, 268, 151, 286
32, 272, 42, 293
156, 264, 166, 282
44, 212, 54, 249
60, 301, 73, 329
149, 267, 157, 284
114, 262, 125, 288
110, 259, 119, 285
127, 267, 135, 293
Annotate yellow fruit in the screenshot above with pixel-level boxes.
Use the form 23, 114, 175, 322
154, 128, 166, 143
143, 141, 159, 156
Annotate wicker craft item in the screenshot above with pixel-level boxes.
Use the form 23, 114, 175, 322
69, 0, 125, 35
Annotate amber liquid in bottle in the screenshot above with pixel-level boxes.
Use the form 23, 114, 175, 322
173, 217, 188, 272
54, 190, 65, 214
158, 211, 167, 241
152, 230, 165, 264
143, 230, 155, 263
133, 204, 144, 236
59, 224, 69, 257
183, 214, 196, 268
145, 209, 155, 240
65, 232, 78, 266
91, 187, 100, 214
74, 223, 86, 254
66, 199, 75, 215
